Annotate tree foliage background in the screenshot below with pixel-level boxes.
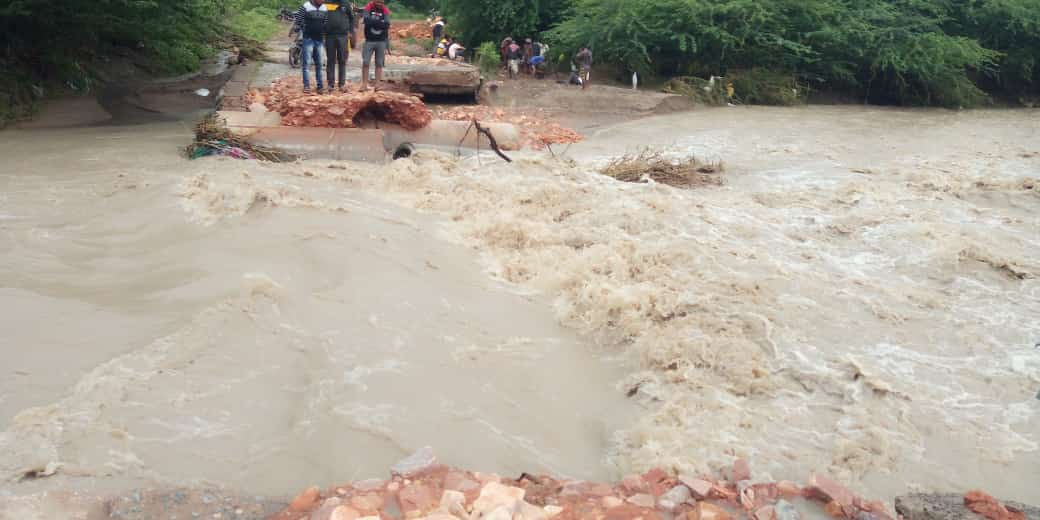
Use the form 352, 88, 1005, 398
0, 0, 292, 122
446, 0, 1040, 106
2, 0, 1038, 119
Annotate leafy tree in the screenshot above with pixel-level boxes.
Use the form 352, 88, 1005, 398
946, 0, 1040, 97
440, 0, 553, 47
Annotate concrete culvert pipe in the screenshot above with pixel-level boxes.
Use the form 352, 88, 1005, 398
393, 143, 416, 160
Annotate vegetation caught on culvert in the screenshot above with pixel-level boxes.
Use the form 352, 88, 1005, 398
186, 114, 295, 162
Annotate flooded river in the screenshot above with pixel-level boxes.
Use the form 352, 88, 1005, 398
1, 105, 1038, 508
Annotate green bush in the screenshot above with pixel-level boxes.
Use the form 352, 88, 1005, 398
385, 1, 427, 21
230, 7, 281, 43
728, 69, 803, 106
663, 77, 729, 106
477, 41, 501, 76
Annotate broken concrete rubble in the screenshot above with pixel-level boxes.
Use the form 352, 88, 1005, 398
659, 484, 693, 511
681, 475, 715, 499
392, 446, 439, 478
775, 482, 801, 499
691, 502, 734, 520
398, 481, 439, 515
262, 77, 431, 130
805, 474, 856, 511
964, 490, 1028, 520
729, 459, 751, 483
625, 493, 656, 508
752, 504, 775, 520
290, 486, 322, 512
269, 458, 916, 520
895, 493, 1039, 520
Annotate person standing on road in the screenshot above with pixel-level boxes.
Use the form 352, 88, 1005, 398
324, 3, 354, 92
431, 18, 446, 54
575, 47, 592, 90
532, 40, 549, 57
506, 40, 522, 79
360, 0, 391, 91
291, 0, 328, 94
522, 38, 534, 74
500, 36, 513, 65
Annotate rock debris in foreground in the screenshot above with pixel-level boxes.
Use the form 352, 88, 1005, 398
895, 492, 1038, 520
270, 449, 913, 520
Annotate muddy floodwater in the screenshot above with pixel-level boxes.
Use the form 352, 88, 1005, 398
1, 106, 1038, 508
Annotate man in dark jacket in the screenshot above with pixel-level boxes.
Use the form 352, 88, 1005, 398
290, 0, 328, 93
360, 0, 390, 91
431, 18, 445, 54
325, 3, 354, 91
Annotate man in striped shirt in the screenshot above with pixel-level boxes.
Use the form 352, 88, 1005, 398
289, 0, 328, 93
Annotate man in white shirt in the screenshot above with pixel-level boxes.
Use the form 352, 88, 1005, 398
448, 39, 466, 61
290, 0, 329, 94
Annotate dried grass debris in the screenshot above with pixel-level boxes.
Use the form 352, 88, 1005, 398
601, 149, 724, 188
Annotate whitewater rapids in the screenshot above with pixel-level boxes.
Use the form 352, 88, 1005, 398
0, 106, 1038, 505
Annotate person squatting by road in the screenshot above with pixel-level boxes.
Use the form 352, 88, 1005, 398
448, 38, 466, 61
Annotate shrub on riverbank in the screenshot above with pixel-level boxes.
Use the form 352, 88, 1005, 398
729, 69, 804, 106
477, 42, 502, 76
230, 7, 282, 43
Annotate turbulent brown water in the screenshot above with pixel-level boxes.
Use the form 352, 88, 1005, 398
1, 106, 1038, 508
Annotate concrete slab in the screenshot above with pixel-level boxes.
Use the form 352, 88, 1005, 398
244, 126, 388, 162
374, 120, 521, 151
219, 62, 261, 110
217, 110, 283, 134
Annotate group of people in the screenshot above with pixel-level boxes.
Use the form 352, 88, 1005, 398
290, 1, 594, 93
496, 37, 592, 89
435, 37, 467, 61
290, 0, 391, 94
499, 37, 550, 79
430, 18, 464, 61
